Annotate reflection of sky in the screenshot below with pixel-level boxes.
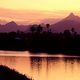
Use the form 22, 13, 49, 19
0, 51, 80, 80
30, 57, 80, 80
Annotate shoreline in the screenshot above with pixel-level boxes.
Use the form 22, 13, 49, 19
0, 49, 79, 56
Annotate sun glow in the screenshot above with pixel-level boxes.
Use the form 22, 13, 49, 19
0, 0, 80, 11
0, 0, 80, 24
57, 54, 64, 57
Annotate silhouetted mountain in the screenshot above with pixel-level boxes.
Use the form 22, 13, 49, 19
0, 21, 30, 33
5, 21, 18, 27
65, 13, 80, 22
51, 13, 80, 33
0, 13, 80, 33
40, 18, 60, 24
0, 21, 19, 32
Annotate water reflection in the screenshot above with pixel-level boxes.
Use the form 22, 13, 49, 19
30, 57, 80, 80
0, 52, 80, 80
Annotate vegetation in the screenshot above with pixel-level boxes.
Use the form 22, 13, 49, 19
0, 65, 31, 80
0, 24, 80, 55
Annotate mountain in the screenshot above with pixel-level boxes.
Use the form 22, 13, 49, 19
0, 21, 30, 33
0, 21, 19, 32
64, 13, 80, 22
40, 18, 61, 24
5, 21, 18, 27
51, 13, 80, 33
4, 21, 19, 32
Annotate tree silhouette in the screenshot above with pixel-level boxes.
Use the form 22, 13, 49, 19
71, 27, 75, 35
36, 25, 43, 33
30, 25, 36, 33
46, 24, 50, 32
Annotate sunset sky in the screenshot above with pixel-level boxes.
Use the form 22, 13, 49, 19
0, 0, 80, 24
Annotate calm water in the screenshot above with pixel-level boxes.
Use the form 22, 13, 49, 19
0, 51, 80, 80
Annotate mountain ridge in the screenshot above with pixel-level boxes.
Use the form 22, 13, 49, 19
0, 13, 80, 33
51, 13, 80, 33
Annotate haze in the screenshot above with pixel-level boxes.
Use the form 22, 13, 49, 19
0, 0, 80, 24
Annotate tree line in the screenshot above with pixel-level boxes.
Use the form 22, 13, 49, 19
0, 24, 80, 55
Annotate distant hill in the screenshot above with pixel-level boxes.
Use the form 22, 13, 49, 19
51, 13, 80, 33
0, 21, 18, 32
40, 18, 61, 24
0, 21, 30, 33
0, 13, 80, 33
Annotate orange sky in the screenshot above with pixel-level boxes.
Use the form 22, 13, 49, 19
0, 0, 80, 11
0, 0, 80, 24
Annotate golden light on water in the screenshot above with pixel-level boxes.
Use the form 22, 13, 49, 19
0, 51, 80, 80
57, 54, 64, 57
0, 0, 80, 80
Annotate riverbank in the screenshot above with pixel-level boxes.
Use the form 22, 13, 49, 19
0, 65, 31, 80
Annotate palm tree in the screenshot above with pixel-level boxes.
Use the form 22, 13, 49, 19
71, 27, 75, 33
30, 25, 36, 33
46, 24, 50, 32
36, 25, 43, 33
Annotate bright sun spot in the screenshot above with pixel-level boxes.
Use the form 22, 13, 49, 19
57, 54, 64, 57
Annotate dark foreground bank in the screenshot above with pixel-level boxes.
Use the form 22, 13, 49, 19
0, 65, 31, 80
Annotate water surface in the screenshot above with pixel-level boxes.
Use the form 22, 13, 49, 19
0, 51, 80, 80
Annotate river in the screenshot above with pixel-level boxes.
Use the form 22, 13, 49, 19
0, 51, 80, 80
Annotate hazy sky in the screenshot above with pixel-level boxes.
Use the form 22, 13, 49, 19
0, 0, 80, 24
0, 0, 80, 11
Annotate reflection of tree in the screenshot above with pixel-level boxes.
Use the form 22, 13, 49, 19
30, 57, 41, 70
64, 58, 76, 73
30, 57, 42, 77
